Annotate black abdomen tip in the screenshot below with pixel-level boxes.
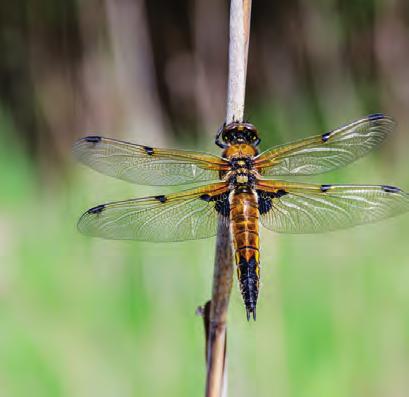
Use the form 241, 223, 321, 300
368, 113, 384, 121
238, 256, 259, 321
84, 136, 102, 143
246, 306, 256, 321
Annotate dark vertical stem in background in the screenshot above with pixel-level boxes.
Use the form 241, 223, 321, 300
203, 1, 252, 397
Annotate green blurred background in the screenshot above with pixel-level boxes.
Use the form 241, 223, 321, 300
1, 1, 409, 396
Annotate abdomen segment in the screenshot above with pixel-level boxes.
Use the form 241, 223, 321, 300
230, 191, 260, 320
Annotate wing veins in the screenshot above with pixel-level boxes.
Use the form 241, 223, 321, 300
255, 115, 395, 176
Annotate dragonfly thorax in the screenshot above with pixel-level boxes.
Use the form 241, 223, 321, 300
229, 169, 257, 191
224, 156, 258, 190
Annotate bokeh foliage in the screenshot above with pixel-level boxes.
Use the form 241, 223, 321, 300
0, 1, 409, 396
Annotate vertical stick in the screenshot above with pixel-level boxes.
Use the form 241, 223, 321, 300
226, 0, 252, 123
205, 218, 233, 397
204, 1, 252, 397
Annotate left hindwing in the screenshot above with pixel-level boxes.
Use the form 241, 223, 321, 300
256, 180, 409, 233
73, 136, 228, 185
77, 182, 230, 241
254, 114, 395, 176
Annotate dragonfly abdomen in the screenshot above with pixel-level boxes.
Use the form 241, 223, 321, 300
230, 191, 260, 320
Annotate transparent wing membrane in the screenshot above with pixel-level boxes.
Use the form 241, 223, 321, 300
75, 114, 409, 240
255, 114, 395, 176
73, 136, 227, 185
257, 180, 409, 233
77, 183, 229, 241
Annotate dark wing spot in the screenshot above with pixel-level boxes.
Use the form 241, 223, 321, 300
88, 204, 105, 214
368, 113, 384, 121
143, 146, 154, 156
155, 195, 167, 203
381, 185, 401, 193
214, 192, 230, 217
275, 189, 287, 198
321, 132, 331, 142
258, 189, 288, 214
85, 136, 102, 144
320, 184, 331, 192
200, 194, 212, 202
201, 192, 230, 216
257, 190, 273, 214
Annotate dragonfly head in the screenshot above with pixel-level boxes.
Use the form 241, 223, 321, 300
215, 121, 261, 148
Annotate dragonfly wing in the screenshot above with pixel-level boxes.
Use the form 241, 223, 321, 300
77, 183, 230, 241
73, 136, 228, 185
256, 180, 409, 233
255, 114, 395, 176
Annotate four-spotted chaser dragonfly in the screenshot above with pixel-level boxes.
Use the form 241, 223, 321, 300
74, 113, 409, 320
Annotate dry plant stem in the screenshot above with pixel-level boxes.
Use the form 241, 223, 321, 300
205, 218, 233, 397
204, 1, 252, 397
226, 0, 252, 123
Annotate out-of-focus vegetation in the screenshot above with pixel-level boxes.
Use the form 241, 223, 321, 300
0, 1, 409, 396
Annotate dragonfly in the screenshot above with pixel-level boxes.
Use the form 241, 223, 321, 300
74, 113, 409, 320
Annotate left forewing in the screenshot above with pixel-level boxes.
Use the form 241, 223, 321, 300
77, 182, 230, 241
73, 136, 228, 185
256, 180, 409, 233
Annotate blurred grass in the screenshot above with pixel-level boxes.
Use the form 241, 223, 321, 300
1, 0, 409, 395
0, 105, 408, 397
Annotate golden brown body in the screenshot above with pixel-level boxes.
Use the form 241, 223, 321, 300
230, 191, 260, 267
222, 143, 261, 320
230, 191, 260, 319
